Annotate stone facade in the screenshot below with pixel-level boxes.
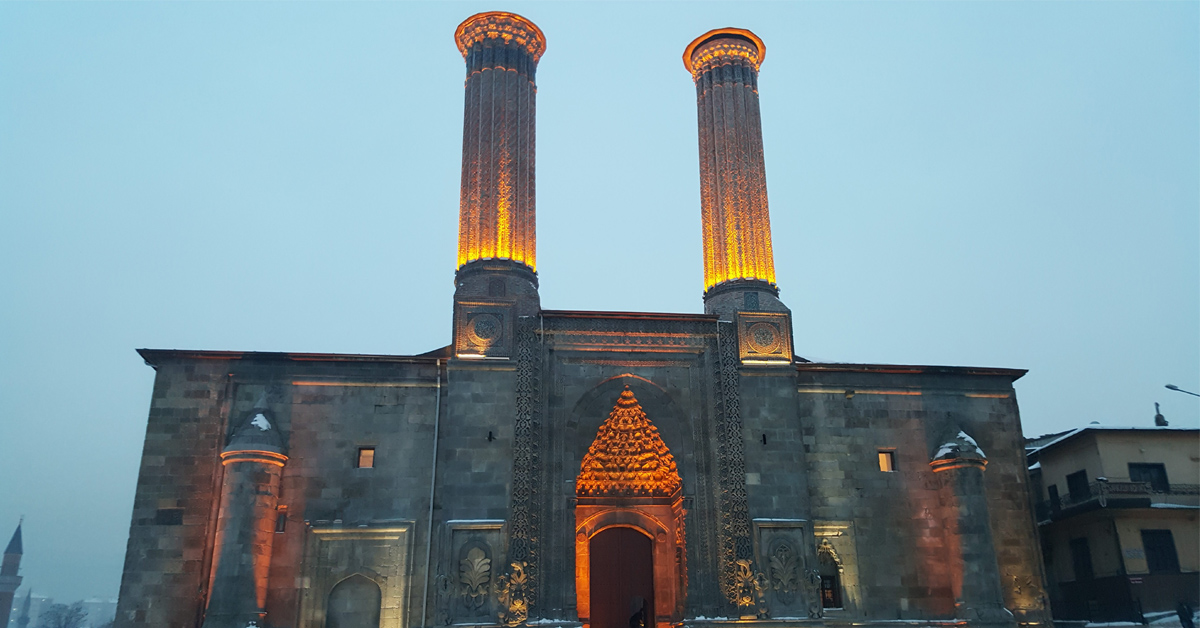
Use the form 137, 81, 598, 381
113, 11, 1051, 628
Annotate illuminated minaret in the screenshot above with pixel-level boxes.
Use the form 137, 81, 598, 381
452, 12, 546, 359
685, 29, 785, 317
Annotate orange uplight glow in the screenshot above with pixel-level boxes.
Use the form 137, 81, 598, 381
685, 28, 778, 291
455, 11, 546, 62
682, 28, 766, 78
576, 387, 682, 498
455, 12, 543, 272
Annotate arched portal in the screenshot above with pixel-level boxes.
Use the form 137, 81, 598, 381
589, 527, 654, 628
325, 574, 381, 628
575, 386, 686, 628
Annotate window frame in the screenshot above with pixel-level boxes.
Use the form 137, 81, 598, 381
1128, 463, 1170, 493
877, 450, 896, 473
357, 447, 376, 469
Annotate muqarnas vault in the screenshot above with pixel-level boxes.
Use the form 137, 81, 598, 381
114, 11, 1052, 628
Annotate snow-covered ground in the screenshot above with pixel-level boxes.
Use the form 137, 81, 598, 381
1084, 610, 1199, 628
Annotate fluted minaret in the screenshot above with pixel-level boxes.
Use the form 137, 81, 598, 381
452, 12, 545, 358
454, 12, 543, 299
684, 29, 785, 317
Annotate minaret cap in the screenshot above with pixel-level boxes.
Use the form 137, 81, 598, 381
455, 11, 547, 62
683, 27, 766, 77
4, 523, 21, 555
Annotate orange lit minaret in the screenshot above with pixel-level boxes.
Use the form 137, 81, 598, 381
454, 12, 543, 279
685, 29, 785, 316
452, 12, 545, 358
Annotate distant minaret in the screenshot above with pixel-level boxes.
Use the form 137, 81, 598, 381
684, 28, 785, 316
452, 12, 547, 359
0, 521, 24, 628
16, 589, 32, 628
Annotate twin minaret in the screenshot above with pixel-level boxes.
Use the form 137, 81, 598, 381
451, 13, 790, 358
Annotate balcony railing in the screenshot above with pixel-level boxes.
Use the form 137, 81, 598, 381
1035, 480, 1200, 522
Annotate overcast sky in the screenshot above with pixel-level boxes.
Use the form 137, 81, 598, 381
1, 0, 1196, 604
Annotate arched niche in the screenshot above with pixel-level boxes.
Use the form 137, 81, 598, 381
326, 574, 382, 628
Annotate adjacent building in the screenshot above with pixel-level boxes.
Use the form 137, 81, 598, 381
113, 12, 1051, 628
1027, 424, 1199, 621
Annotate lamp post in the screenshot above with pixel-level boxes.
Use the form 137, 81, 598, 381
1165, 384, 1200, 398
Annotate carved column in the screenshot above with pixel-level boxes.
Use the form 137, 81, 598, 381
203, 409, 287, 628
930, 431, 1013, 625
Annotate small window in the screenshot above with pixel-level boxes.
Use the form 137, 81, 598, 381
1129, 463, 1169, 492
357, 447, 375, 469
1066, 469, 1090, 501
1141, 530, 1180, 573
819, 552, 842, 608
878, 450, 896, 472
154, 508, 184, 526
275, 507, 287, 533
1048, 484, 1061, 511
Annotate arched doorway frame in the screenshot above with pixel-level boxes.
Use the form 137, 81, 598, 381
325, 572, 384, 628
575, 504, 685, 628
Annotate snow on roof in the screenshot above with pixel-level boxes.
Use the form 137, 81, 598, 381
1026, 424, 1198, 456
934, 430, 987, 461
250, 413, 272, 431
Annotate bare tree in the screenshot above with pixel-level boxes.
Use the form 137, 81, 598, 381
37, 602, 88, 628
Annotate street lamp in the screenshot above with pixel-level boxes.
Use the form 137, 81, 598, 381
1165, 384, 1200, 398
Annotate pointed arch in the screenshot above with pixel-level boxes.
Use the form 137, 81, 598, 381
326, 573, 381, 628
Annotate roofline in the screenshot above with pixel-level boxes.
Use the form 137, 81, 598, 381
1027, 425, 1200, 457
136, 348, 441, 368
795, 362, 1027, 381
539, 310, 719, 322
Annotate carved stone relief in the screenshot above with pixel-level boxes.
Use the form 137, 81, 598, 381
454, 300, 515, 359
768, 541, 801, 604
714, 321, 756, 605
735, 311, 793, 364
440, 520, 505, 624
507, 317, 541, 612
753, 519, 816, 618
459, 547, 491, 611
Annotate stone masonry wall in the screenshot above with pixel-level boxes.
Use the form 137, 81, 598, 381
116, 353, 445, 628
798, 367, 1049, 623
115, 358, 232, 628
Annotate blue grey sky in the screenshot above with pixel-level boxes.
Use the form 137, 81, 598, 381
1, 0, 1196, 603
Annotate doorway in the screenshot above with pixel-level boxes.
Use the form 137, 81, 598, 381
589, 527, 654, 628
